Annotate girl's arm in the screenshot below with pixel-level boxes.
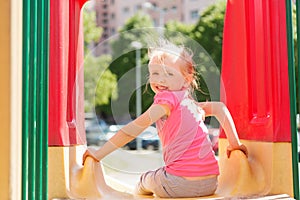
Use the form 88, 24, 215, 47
199, 101, 248, 157
83, 104, 169, 164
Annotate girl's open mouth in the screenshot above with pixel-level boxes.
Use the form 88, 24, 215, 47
156, 85, 168, 91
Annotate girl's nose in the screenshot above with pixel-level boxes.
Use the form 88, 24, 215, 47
159, 78, 165, 83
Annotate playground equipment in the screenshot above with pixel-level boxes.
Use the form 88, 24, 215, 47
218, 0, 297, 197
0, 0, 297, 199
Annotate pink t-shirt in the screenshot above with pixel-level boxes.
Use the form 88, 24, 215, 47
153, 90, 219, 177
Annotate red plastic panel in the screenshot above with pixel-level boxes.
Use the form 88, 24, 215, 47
220, 0, 291, 142
49, 0, 87, 146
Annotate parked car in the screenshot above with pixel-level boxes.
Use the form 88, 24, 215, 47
124, 126, 160, 150
85, 113, 108, 146
105, 124, 125, 140
101, 123, 219, 152
103, 124, 160, 150
207, 128, 220, 156
124, 126, 218, 151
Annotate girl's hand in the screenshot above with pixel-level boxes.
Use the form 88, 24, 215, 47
82, 148, 100, 165
226, 144, 248, 158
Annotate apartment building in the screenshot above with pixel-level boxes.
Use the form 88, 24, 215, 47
87, 0, 218, 54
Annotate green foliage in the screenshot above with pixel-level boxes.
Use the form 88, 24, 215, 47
87, 0, 300, 119
83, 9, 118, 113
190, 1, 226, 70
119, 12, 154, 31
165, 20, 194, 37
163, 2, 225, 102
111, 12, 155, 63
83, 11, 102, 49
99, 3, 227, 118
84, 54, 118, 112
293, 4, 300, 113
105, 12, 155, 117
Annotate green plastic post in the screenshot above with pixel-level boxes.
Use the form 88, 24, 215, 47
286, 0, 299, 199
22, 0, 49, 199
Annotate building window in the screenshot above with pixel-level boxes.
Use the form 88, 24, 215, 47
102, 19, 108, 24
135, 4, 142, 11
190, 10, 199, 19
111, 28, 115, 34
123, 7, 130, 14
153, 19, 159, 26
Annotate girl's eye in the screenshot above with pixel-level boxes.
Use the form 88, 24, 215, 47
167, 72, 174, 76
152, 72, 159, 75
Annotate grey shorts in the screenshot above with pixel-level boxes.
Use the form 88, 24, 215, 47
135, 167, 218, 198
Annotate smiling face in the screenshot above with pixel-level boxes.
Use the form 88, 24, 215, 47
148, 52, 188, 94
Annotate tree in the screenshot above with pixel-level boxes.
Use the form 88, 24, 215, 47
94, 1, 228, 120
190, 2, 226, 102
83, 10, 118, 113
163, 2, 226, 103
164, 20, 193, 38
97, 12, 155, 121
190, 1, 226, 70
292, 4, 300, 113
110, 12, 155, 77
83, 10, 103, 52
99, 5, 227, 120
84, 54, 117, 112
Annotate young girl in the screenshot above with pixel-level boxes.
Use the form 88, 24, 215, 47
83, 41, 248, 198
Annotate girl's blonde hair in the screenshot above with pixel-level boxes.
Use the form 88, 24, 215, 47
148, 40, 198, 91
